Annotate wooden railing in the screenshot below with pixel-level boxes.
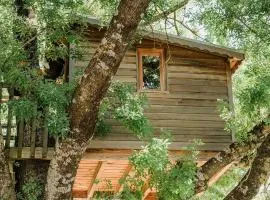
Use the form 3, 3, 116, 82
0, 84, 51, 159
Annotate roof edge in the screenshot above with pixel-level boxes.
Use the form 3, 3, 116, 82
141, 31, 245, 60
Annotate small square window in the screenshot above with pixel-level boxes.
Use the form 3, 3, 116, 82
137, 48, 166, 91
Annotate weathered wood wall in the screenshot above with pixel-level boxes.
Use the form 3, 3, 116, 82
71, 29, 232, 151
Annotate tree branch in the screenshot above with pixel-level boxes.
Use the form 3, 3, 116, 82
195, 122, 270, 195
171, 17, 212, 43
173, 12, 181, 35
141, 0, 189, 27
224, 130, 270, 200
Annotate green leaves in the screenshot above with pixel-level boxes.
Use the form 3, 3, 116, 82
8, 97, 37, 122
34, 80, 75, 137
96, 82, 153, 139
120, 137, 198, 200
130, 138, 170, 175
17, 178, 42, 200
111, 83, 152, 139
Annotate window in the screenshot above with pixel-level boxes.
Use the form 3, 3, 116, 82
137, 48, 166, 91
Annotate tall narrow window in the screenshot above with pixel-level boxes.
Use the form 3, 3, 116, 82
137, 48, 165, 91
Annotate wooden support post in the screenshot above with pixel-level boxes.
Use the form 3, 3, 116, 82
8, 161, 15, 181
42, 107, 49, 158
208, 163, 233, 186
30, 117, 36, 158
17, 117, 24, 158
115, 164, 132, 193
5, 87, 14, 149
42, 124, 48, 158
87, 161, 105, 199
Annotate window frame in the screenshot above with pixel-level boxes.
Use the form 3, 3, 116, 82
137, 48, 166, 92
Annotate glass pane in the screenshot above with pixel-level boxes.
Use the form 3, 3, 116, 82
142, 55, 160, 90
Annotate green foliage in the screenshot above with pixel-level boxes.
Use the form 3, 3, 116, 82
17, 178, 43, 200
0, 0, 83, 138
97, 82, 153, 139
8, 97, 37, 122
194, 167, 246, 200
130, 138, 170, 175
158, 161, 197, 200
35, 80, 75, 137
119, 136, 198, 200
111, 83, 152, 139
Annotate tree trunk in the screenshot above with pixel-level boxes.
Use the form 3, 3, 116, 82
195, 123, 270, 194
45, 0, 151, 199
0, 134, 16, 200
224, 131, 270, 200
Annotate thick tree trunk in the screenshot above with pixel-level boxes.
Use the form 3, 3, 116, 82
45, 0, 151, 199
0, 135, 16, 200
224, 131, 270, 200
195, 123, 270, 194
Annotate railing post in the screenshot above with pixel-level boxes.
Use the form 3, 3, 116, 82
17, 117, 24, 158
5, 87, 14, 149
42, 108, 48, 158
30, 117, 36, 158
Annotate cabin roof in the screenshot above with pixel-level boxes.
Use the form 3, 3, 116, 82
83, 16, 245, 67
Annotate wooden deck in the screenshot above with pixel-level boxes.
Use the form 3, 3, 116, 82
72, 149, 217, 199
6, 147, 218, 199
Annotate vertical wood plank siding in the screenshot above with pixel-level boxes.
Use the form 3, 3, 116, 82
72, 36, 232, 151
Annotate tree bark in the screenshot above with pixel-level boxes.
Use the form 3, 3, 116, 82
45, 0, 151, 199
0, 81, 16, 199
0, 134, 16, 200
195, 123, 270, 194
224, 131, 270, 200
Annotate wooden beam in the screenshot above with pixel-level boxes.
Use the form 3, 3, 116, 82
208, 163, 233, 186
143, 189, 157, 200
115, 164, 133, 193
9, 147, 54, 160
30, 118, 36, 158
89, 140, 230, 151
8, 147, 218, 163
142, 176, 153, 200
42, 122, 48, 158
87, 161, 106, 199
143, 188, 152, 200
83, 149, 217, 162
17, 118, 24, 158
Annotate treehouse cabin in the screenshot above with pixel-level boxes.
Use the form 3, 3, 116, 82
1, 18, 244, 199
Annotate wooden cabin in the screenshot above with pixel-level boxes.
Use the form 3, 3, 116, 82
1, 18, 244, 199
70, 22, 244, 199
